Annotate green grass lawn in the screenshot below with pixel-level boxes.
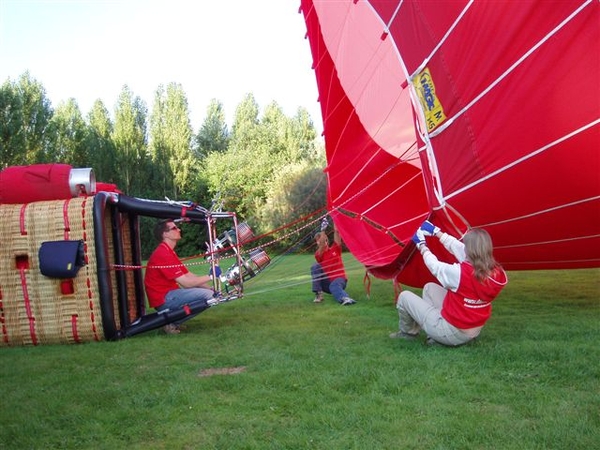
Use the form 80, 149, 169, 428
1, 254, 598, 449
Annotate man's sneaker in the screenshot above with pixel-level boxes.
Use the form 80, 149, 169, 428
313, 294, 324, 303
389, 331, 418, 340
163, 324, 180, 335
341, 297, 356, 306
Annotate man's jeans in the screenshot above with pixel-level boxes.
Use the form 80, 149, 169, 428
156, 287, 214, 326
311, 263, 349, 303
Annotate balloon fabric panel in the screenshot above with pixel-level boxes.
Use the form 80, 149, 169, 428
300, 0, 600, 287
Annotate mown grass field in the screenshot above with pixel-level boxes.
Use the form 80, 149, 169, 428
1, 253, 598, 449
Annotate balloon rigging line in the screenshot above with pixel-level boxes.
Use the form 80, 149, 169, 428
241, 258, 373, 298
429, 1, 591, 139
253, 223, 322, 275
332, 157, 414, 214
293, 170, 326, 213
327, 110, 363, 173
320, 54, 344, 132
385, 211, 430, 235
409, 0, 474, 79
334, 13, 415, 157
445, 119, 600, 202
382, 0, 402, 35
494, 257, 600, 268
361, 170, 422, 217
494, 232, 600, 251
479, 196, 600, 230
112, 211, 401, 296
331, 146, 384, 203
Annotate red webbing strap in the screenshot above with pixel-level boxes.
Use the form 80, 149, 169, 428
19, 266, 38, 345
79, 198, 99, 341
363, 271, 372, 300
19, 204, 28, 235
17, 203, 37, 344
71, 315, 80, 343
80, 199, 89, 265
183, 304, 191, 316
0, 288, 8, 344
63, 198, 71, 239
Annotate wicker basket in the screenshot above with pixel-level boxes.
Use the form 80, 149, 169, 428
0, 197, 105, 346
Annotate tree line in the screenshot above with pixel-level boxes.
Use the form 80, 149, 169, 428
0, 72, 327, 257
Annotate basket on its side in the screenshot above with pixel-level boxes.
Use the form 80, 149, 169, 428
0, 197, 104, 346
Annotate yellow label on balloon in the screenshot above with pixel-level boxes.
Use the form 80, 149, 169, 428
414, 68, 446, 132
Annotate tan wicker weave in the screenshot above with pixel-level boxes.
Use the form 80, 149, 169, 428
0, 197, 105, 346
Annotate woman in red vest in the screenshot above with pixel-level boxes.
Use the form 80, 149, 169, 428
390, 221, 508, 346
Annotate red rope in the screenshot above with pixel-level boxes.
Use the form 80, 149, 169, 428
0, 288, 8, 344
79, 198, 99, 341
71, 315, 80, 343
63, 198, 71, 239
19, 204, 27, 235
19, 267, 37, 345
363, 271, 372, 300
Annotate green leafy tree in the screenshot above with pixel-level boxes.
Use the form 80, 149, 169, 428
260, 163, 327, 249
86, 100, 117, 184
0, 73, 54, 165
148, 83, 203, 256
148, 84, 175, 198
230, 93, 260, 142
164, 83, 196, 198
18, 73, 54, 163
112, 85, 148, 195
193, 99, 229, 159
288, 107, 320, 162
149, 83, 196, 199
47, 98, 88, 166
204, 93, 273, 221
204, 93, 323, 232
0, 79, 26, 168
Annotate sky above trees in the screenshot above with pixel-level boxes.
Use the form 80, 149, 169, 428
0, 0, 323, 134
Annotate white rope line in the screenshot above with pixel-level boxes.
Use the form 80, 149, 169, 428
333, 147, 385, 203
494, 233, 600, 251
429, 0, 592, 138
382, 0, 404, 35
361, 170, 421, 216
409, 0, 474, 79
333, 156, 418, 216
112, 212, 330, 272
493, 258, 600, 267
478, 196, 600, 229
242, 258, 371, 298
445, 119, 600, 202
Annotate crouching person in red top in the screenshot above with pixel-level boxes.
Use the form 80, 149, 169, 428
144, 219, 219, 334
311, 220, 356, 306
390, 221, 508, 346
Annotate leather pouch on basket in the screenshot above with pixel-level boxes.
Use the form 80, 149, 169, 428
38, 240, 85, 278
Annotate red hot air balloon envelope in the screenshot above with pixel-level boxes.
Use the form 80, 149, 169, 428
300, 0, 600, 287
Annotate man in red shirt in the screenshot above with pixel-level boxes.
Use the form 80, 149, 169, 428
311, 223, 356, 305
144, 219, 218, 334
